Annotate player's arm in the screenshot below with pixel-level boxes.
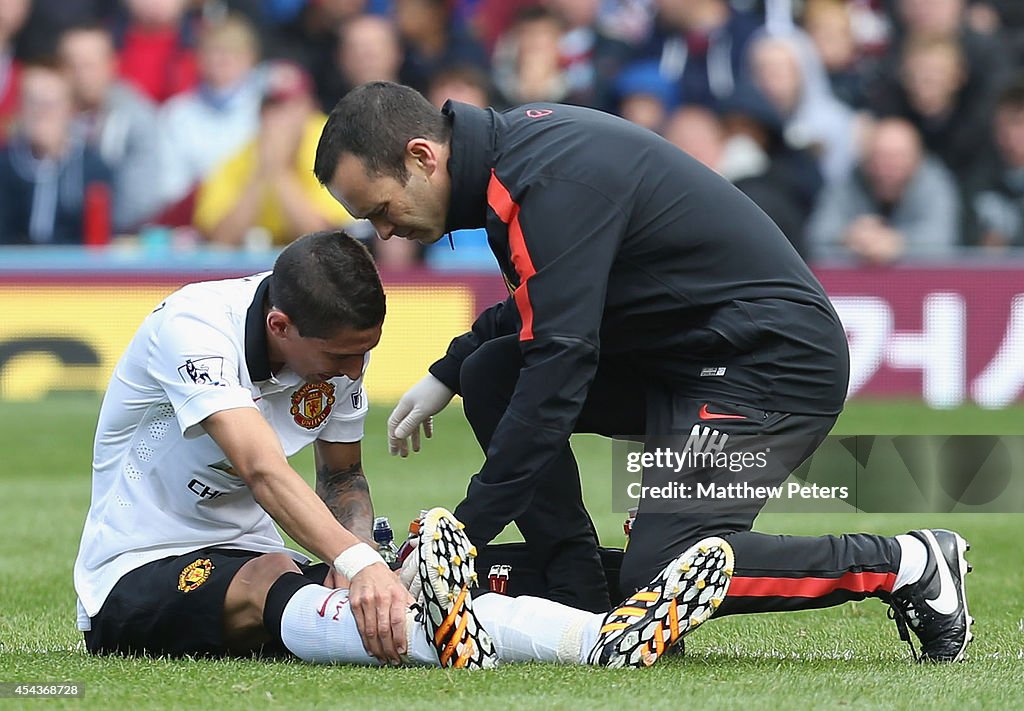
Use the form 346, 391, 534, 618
202, 406, 412, 663
314, 439, 374, 545
454, 175, 626, 546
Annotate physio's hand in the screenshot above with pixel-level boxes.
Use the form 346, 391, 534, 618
388, 374, 455, 457
348, 562, 415, 664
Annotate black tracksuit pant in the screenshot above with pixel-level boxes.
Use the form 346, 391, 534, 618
461, 335, 901, 615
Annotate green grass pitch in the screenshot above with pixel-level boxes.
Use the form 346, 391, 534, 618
1, 395, 1022, 710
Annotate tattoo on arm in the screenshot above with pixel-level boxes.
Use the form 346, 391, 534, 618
316, 460, 373, 543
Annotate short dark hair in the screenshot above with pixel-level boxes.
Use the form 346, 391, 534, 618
314, 81, 451, 185
269, 230, 385, 338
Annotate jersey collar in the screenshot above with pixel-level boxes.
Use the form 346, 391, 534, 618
244, 276, 272, 382
442, 100, 497, 233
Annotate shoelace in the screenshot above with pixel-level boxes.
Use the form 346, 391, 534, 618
887, 604, 921, 662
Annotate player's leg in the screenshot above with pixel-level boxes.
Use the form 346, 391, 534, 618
250, 559, 451, 666
619, 396, 973, 661
223, 552, 303, 652
460, 334, 613, 611
420, 506, 734, 667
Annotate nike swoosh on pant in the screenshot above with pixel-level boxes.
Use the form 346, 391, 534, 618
698, 403, 747, 421
923, 530, 960, 616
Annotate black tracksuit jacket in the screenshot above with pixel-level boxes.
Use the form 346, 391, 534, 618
429, 101, 850, 545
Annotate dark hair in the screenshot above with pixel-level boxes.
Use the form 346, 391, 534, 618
513, 5, 564, 29
269, 230, 385, 338
997, 75, 1024, 112
314, 81, 451, 185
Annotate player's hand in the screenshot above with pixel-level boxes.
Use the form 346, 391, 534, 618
323, 568, 350, 589
398, 546, 422, 599
348, 562, 415, 664
387, 374, 455, 457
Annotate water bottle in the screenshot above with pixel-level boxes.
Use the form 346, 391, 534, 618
395, 509, 429, 567
373, 516, 399, 565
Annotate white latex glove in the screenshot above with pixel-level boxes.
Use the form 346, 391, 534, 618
388, 374, 455, 456
398, 545, 422, 600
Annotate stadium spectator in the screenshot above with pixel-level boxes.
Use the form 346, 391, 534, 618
0, 62, 112, 245
12, 0, 115, 60
745, 29, 861, 183
394, 0, 488, 96
471, 0, 540, 53
115, 0, 200, 103
193, 61, 353, 247
881, 36, 993, 179
665, 98, 821, 256
315, 13, 402, 114
426, 63, 491, 109
966, 0, 1024, 63
0, 0, 30, 138
968, 78, 1024, 249
662, 105, 726, 171
806, 117, 960, 263
546, 0, 633, 112
630, 0, 761, 108
801, 0, 870, 108
875, 0, 1011, 125
265, 0, 367, 105
491, 6, 570, 107
613, 60, 677, 132
153, 13, 263, 219
58, 24, 162, 233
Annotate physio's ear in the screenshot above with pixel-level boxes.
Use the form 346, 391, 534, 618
407, 138, 440, 176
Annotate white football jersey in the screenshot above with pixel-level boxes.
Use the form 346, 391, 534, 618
74, 273, 368, 630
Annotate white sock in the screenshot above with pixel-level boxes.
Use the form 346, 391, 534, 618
279, 584, 438, 666
473, 592, 602, 664
893, 534, 928, 590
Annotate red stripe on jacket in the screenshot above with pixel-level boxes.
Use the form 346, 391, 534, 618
487, 170, 536, 341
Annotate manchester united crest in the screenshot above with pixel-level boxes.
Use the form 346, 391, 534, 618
178, 558, 214, 593
290, 381, 336, 429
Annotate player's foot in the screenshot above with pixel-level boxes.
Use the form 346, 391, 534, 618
887, 529, 973, 663
417, 507, 498, 669
588, 536, 733, 668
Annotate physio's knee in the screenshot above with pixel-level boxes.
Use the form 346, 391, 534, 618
618, 552, 663, 597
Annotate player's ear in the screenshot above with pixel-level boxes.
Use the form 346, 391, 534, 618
266, 309, 293, 339
406, 138, 438, 176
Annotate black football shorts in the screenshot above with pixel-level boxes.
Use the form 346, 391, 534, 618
84, 547, 328, 657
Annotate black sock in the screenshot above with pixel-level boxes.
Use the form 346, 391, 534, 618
263, 572, 316, 643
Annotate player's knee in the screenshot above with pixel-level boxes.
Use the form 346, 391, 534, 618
227, 553, 300, 621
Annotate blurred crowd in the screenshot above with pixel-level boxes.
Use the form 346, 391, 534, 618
2, 0, 1024, 269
